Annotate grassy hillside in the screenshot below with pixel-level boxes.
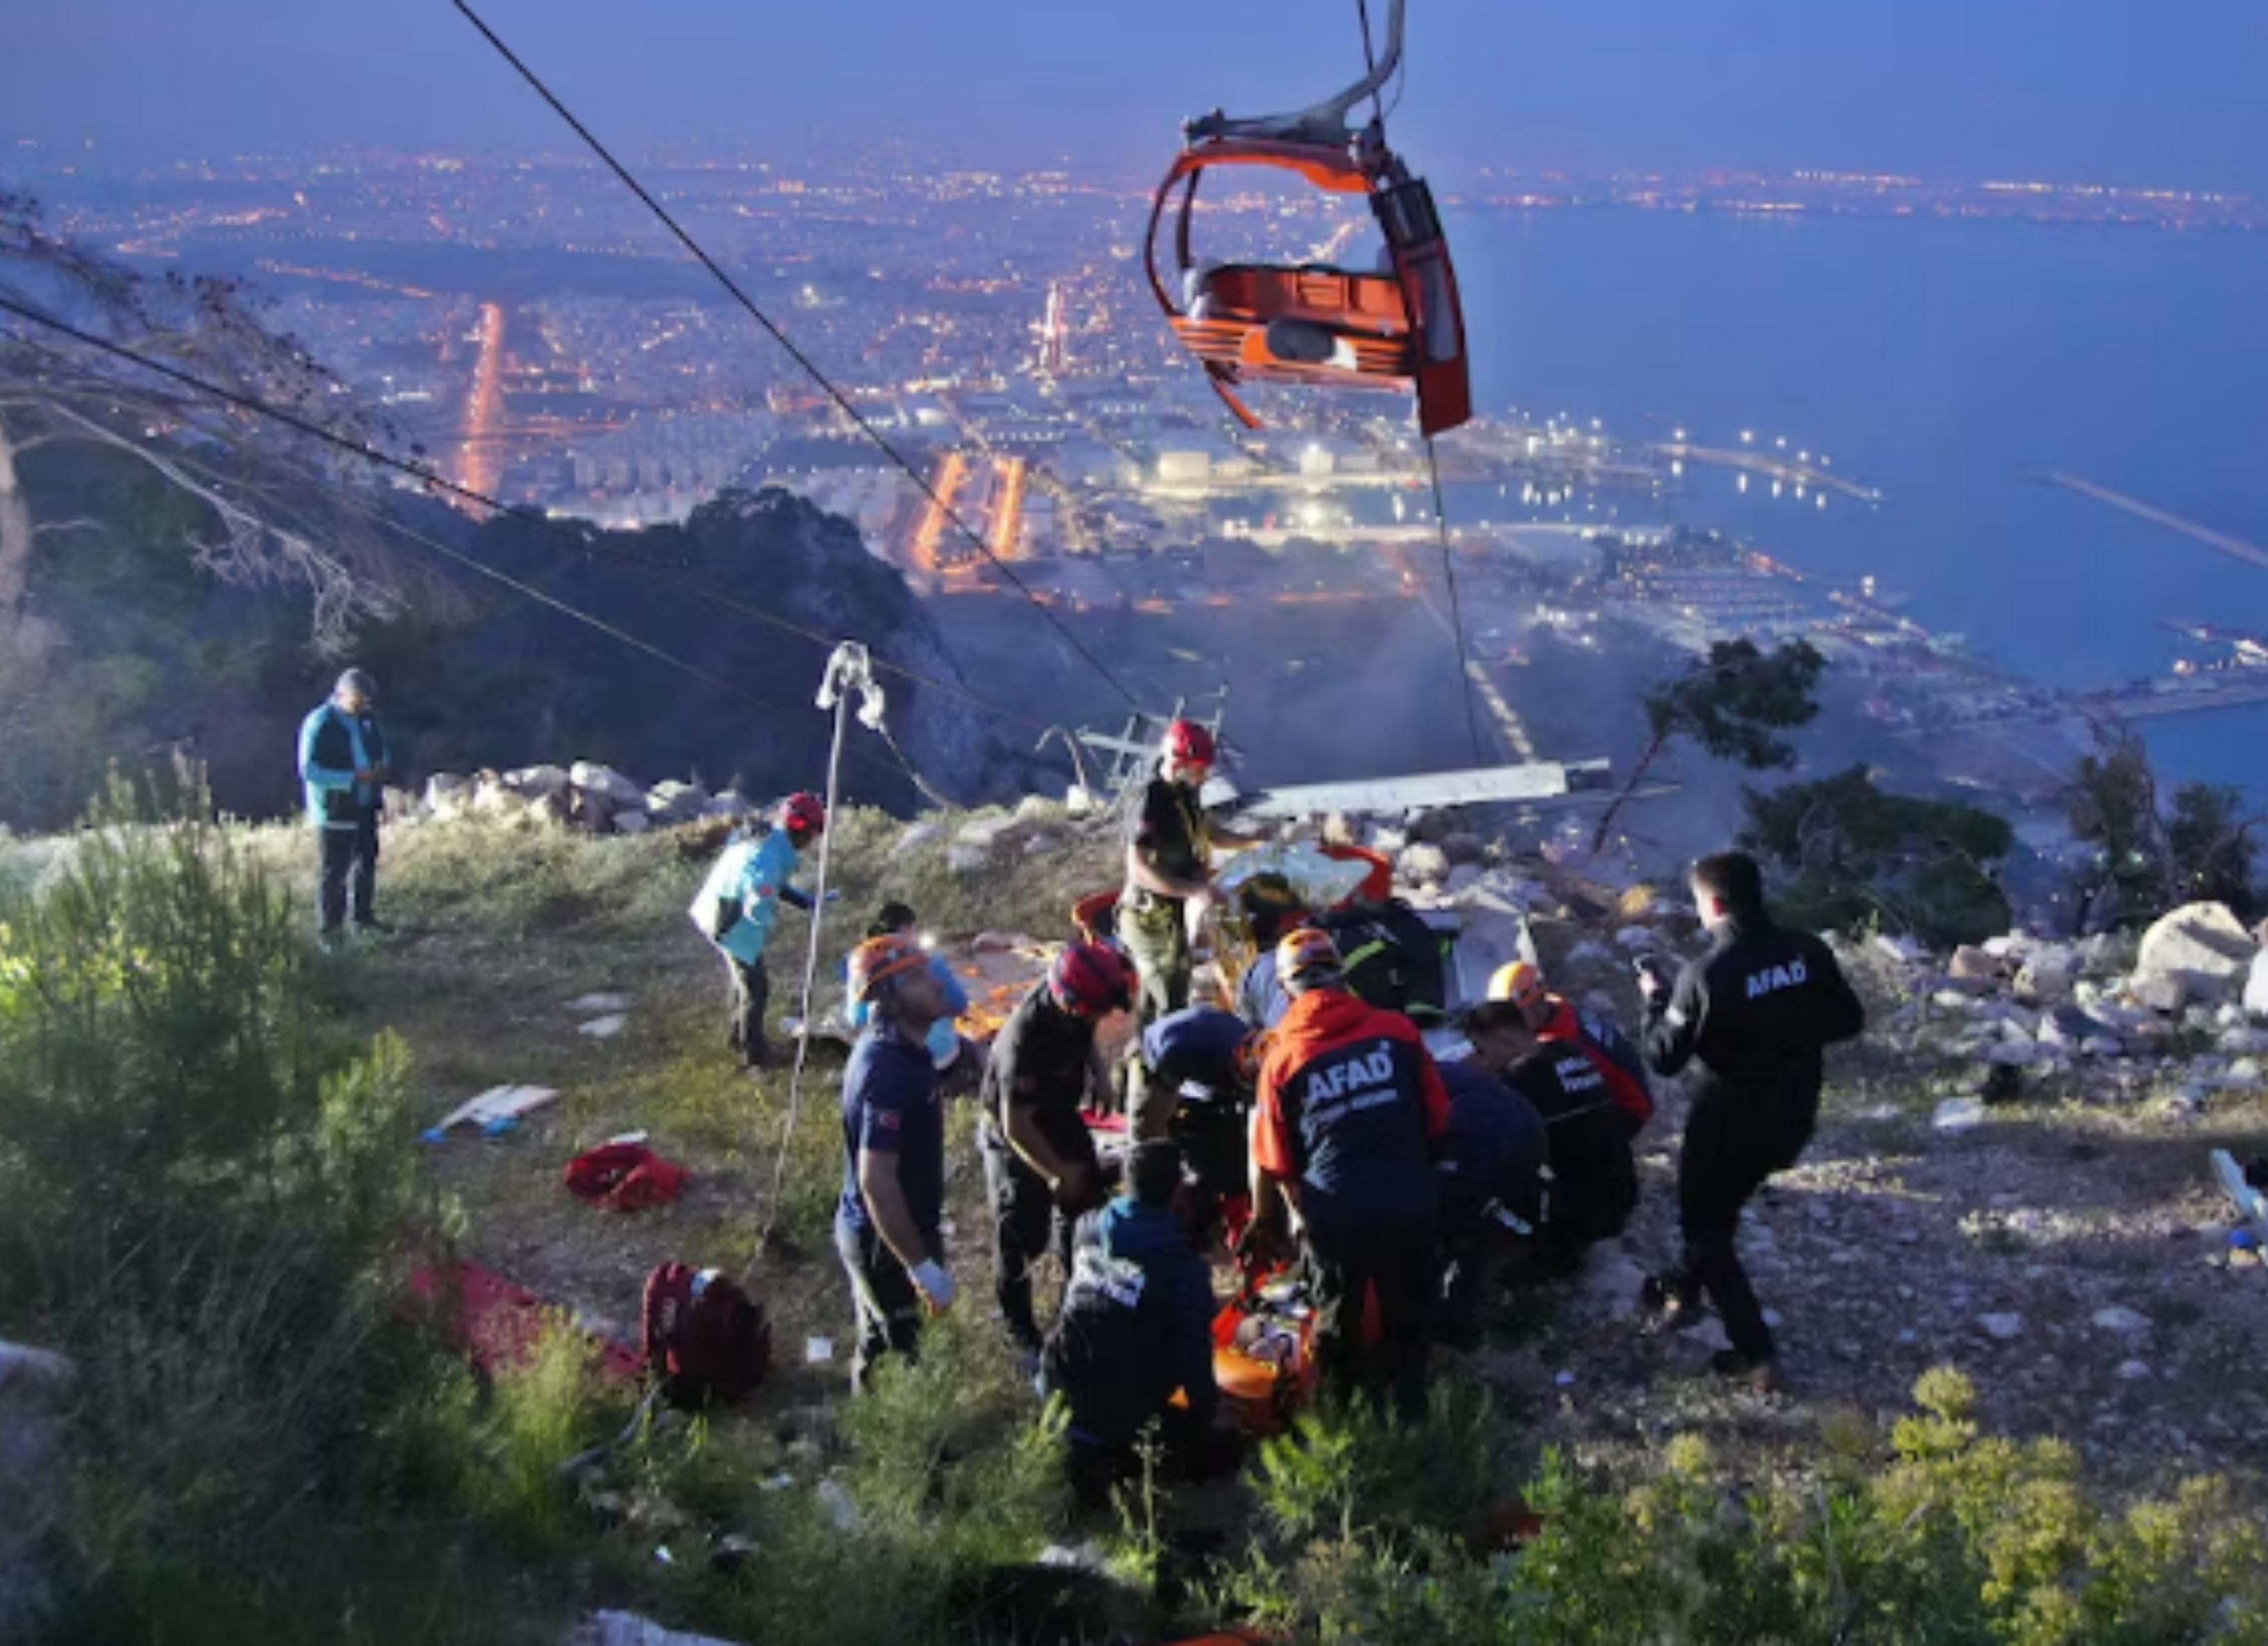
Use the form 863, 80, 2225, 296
3, 789, 2266, 1645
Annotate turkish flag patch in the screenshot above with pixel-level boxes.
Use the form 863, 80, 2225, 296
874, 1108, 902, 1130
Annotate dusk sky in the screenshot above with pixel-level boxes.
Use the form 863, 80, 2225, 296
7, 0, 2267, 190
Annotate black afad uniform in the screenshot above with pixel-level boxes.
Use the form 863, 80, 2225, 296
1641, 915, 1863, 1363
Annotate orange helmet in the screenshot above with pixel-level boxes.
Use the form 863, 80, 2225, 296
1276, 926, 1342, 985
1488, 960, 1547, 1009
848, 932, 928, 1001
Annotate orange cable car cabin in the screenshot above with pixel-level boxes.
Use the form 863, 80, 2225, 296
1143, 0, 1472, 438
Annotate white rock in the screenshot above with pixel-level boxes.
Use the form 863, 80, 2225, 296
1982, 935, 2024, 959
471, 779, 532, 819
2132, 973, 2187, 1015
2246, 951, 2268, 1019
1979, 1312, 2024, 1341
2135, 902, 2255, 1003
646, 781, 711, 825
1950, 945, 2007, 984
1934, 1097, 1989, 1131
891, 821, 942, 858
945, 844, 989, 876
577, 1014, 627, 1039
2014, 962, 2076, 1004
2116, 1359, 2153, 1382
1932, 989, 1978, 1012
564, 993, 632, 1014
2219, 1028, 2268, 1057
1874, 932, 1928, 965
423, 773, 472, 816
2090, 1306, 2151, 1335
569, 762, 646, 808
956, 814, 1017, 849
2224, 1058, 2265, 1089
503, 764, 573, 800
611, 811, 651, 837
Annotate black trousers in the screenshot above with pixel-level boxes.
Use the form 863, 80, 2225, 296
835, 1216, 924, 1392
317, 813, 379, 930
1436, 1180, 1505, 1341
1304, 1219, 1437, 1420
723, 953, 771, 1064
1065, 1406, 1240, 1508
1667, 1098, 1808, 1362
982, 1141, 1086, 1354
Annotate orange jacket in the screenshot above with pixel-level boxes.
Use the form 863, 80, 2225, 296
1254, 988, 1448, 1231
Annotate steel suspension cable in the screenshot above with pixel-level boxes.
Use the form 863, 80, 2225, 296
449, 0, 1147, 715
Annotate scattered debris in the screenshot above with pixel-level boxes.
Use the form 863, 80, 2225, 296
1933, 1098, 1989, 1133
564, 993, 632, 1014
571, 1611, 748, 1646
423, 1084, 559, 1140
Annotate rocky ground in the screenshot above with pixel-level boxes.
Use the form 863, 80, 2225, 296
222, 788, 2268, 1521
1481, 896, 2268, 1505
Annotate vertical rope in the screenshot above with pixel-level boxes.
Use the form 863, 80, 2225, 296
755, 682, 852, 1257
1426, 436, 1488, 766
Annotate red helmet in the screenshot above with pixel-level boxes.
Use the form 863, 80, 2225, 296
1046, 941, 1136, 1017
776, 792, 826, 837
1162, 718, 1216, 767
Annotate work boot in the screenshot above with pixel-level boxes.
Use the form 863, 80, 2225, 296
1709, 1349, 1781, 1394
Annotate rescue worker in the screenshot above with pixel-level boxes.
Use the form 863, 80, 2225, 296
1429, 1041, 1548, 1345
846, 902, 983, 1098
1139, 1005, 1265, 1243
1484, 960, 1654, 1137
1637, 850, 1865, 1390
1118, 718, 1259, 1066
1232, 873, 1310, 1030
687, 793, 825, 1072
1249, 928, 1447, 1417
1460, 998, 1636, 1278
297, 667, 391, 941
979, 941, 1135, 1361
1040, 1139, 1232, 1505
835, 932, 957, 1392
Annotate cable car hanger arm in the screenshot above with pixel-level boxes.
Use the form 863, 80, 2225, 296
1183, 0, 1405, 151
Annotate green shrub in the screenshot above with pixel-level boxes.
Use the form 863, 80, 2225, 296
1218, 1370, 2268, 1646
0, 768, 541, 1643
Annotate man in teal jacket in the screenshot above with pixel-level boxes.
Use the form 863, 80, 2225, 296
689, 793, 827, 1071
297, 668, 391, 939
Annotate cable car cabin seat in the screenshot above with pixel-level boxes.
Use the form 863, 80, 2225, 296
1146, 140, 1471, 438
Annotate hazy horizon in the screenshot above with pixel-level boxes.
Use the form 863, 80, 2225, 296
8, 0, 2268, 192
